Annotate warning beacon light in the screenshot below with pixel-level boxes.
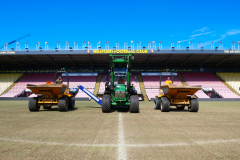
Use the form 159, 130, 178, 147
61, 68, 65, 71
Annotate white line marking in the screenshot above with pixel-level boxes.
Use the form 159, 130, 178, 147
118, 113, 127, 160
0, 137, 239, 149
0, 137, 117, 147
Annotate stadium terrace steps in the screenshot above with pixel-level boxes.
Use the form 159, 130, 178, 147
137, 74, 149, 101
215, 73, 240, 96
0, 74, 24, 96
91, 74, 102, 101
180, 73, 239, 98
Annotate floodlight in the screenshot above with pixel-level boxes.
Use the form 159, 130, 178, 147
232, 41, 235, 44
159, 41, 162, 43
66, 41, 69, 44
45, 42, 48, 44
131, 41, 134, 43
152, 41, 155, 44
83, 41, 86, 44
57, 41, 60, 44
106, 41, 109, 44
219, 41, 222, 44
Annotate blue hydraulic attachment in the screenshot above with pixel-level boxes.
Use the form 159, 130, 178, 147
78, 85, 102, 105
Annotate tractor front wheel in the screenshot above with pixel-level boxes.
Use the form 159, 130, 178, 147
102, 94, 112, 113
58, 97, 68, 112
130, 95, 139, 113
161, 97, 170, 112
28, 97, 40, 112
154, 97, 161, 110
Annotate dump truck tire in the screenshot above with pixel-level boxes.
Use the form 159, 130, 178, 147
154, 97, 161, 109
58, 97, 68, 112
43, 106, 52, 109
102, 94, 112, 113
28, 97, 40, 112
161, 97, 170, 112
189, 98, 199, 112
130, 95, 139, 113
68, 97, 75, 109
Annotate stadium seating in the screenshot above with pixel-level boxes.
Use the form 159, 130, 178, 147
1, 74, 97, 99
217, 73, 240, 95
0, 74, 22, 95
180, 73, 239, 98
142, 76, 182, 100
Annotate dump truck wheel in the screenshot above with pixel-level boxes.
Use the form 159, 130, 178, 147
154, 97, 161, 110
68, 97, 75, 109
130, 95, 139, 113
102, 94, 112, 113
161, 97, 170, 112
43, 106, 52, 109
28, 97, 40, 112
189, 98, 199, 112
58, 97, 68, 112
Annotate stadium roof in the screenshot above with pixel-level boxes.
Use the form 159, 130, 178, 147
0, 49, 240, 68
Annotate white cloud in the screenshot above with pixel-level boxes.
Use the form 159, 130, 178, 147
201, 29, 240, 46
226, 29, 240, 36
190, 31, 214, 38
192, 27, 209, 33
179, 38, 195, 42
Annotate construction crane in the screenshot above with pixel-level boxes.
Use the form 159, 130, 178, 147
0, 34, 30, 49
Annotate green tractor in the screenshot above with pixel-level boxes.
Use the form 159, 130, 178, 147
102, 53, 139, 113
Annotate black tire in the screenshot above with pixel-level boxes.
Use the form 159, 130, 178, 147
68, 97, 75, 109
58, 97, 68, 112
189, 98, 199, 112
102, 94, 112, 113
161, 97, 170, 112
28, 97, 40, 112
154, 97, 161, 110
43, 106, 52, 109
130, 95, 139, 113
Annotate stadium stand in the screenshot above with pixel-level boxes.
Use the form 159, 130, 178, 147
1, 73, 97, 99
142, 76, 182, 100
217, 73, 240, 94
180, 73, 240, 98
0, 74, 22, 95
1, 73, 55, 97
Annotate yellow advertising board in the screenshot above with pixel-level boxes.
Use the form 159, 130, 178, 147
0, 51, 15, 54
93, 49, 147, 54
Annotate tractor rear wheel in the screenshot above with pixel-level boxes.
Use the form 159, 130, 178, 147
58, 97, 68, 112
130, 95, 139, 113
28, 97, 40, 112
189, 98, 199, 112
161, 97, 170, 112
68, 97, 75, 109
102, 94, 112, 113
154, 97, 161, 110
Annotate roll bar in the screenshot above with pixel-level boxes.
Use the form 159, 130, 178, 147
55, 71, 69, 86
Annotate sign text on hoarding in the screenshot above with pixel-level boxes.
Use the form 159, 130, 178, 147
93, 49, 147, 54
0, 51, 15, 54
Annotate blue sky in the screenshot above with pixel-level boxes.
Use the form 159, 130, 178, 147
0, 0, 240, 50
